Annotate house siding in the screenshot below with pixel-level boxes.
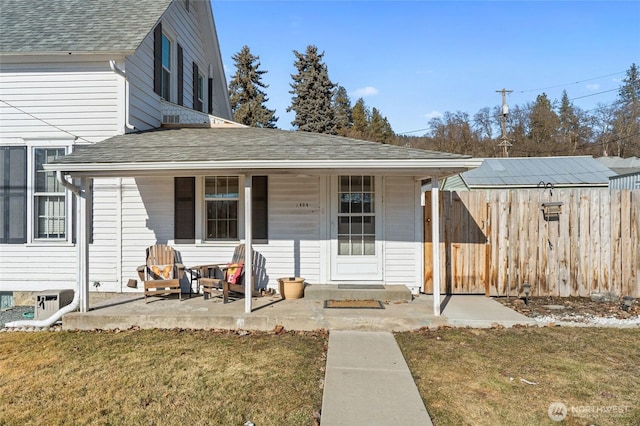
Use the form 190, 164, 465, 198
125, 0, 230, 129
88, 178, 121, 290
0, 0, 234, 295
113, 175, 423, 291
384, 176, 422, 291
0, 62, 120, 142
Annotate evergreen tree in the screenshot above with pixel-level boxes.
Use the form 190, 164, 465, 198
612, 63, 640, 156
558, 90, 580, 151
528, 93, 559, 147
287, 45, 337, 134
228, 46, 278, 128
369, 108, 394, 143
333, 85, 352, 134
350, 98, 370, 136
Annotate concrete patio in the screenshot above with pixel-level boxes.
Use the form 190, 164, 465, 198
62, 291, 537, 331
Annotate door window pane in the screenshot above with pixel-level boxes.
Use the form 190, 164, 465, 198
337, 176, 375, 255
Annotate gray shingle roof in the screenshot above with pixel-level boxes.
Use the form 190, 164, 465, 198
53, 127, 471, 165
0, 0, 173, 54
460, 156, 616, 187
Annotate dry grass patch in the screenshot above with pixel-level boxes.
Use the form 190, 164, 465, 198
396, 327, 640, 426
0, 329, 327, 425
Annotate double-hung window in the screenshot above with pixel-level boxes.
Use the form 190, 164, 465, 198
197, 72, 204, 109
161, 33, 172, 101
174, 176, 268, 242
33, 148, 66, 239
204, 176, 239, 240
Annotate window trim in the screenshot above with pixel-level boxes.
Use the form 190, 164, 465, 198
197, 72, 204, 104
25, 140, 74, 244
154, 23, 178, 102
160, 32, 172, 101
203, 176, 240, 241
174, 175, 268, 244
33, 147, 67, 240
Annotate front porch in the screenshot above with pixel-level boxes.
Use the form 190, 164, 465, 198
61, 291, 536, 331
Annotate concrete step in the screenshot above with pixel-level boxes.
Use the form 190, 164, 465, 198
304, 284, 412, 302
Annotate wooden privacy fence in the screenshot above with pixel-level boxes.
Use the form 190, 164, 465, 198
424, 189, 640, 298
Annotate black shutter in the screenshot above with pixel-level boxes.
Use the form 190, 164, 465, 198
192, 62, 202, 111
0, 146, 27, 244
177, 44, 184, 106
207, 77, 213, 114
174, 177, 195, 240
153, 23, 162, 96
252, 176, 268, 240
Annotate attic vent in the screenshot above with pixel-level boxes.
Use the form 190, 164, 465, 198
163, 114, 180, 124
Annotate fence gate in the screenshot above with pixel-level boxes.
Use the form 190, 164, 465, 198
424, 191, 490, 295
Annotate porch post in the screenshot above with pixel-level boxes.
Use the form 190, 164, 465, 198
78, 177, 90, 313
431, 177, 441, 316
244, 175, 253, 314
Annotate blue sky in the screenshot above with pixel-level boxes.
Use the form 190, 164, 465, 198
212, 1, 639, 135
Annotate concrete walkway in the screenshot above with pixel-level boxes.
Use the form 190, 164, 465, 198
321, 331, 432, 426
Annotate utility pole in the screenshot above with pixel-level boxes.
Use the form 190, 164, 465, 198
496, 88, 513, 157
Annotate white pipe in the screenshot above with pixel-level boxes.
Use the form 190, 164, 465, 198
56, 170, 81, 196
5, 173, 84, 328
5, 291, 79, 328
109, 60, 135, 131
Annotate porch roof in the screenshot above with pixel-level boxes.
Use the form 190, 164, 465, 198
48, 127, 481, 178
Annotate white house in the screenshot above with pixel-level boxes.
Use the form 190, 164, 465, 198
0, 0, 481, 316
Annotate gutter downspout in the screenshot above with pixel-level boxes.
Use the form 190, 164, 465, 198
109, 60, 135, 131
5, 172, 85, 328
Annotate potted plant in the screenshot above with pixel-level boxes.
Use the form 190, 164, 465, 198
277, 277, 305, 299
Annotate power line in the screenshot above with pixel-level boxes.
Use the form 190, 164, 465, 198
516, 71, 625, 94
399, 81, 631, 135
0, 99, 94, 144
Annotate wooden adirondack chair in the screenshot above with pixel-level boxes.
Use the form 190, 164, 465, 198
197, 244, 262, 303
137, 244, 185, 303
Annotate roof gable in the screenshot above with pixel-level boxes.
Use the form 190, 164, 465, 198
0, 0, 173, 54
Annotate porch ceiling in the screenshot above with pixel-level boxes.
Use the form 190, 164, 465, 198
46, 127, 482, 178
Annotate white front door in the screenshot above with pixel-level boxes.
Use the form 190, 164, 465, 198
330, 175, 383, 281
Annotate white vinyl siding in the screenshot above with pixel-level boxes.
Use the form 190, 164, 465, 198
0, 0, 236, 294
384, 176, 422, 290
125, 0, 232, 129
87, 178, 121, 289
0, 64, 119, 142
